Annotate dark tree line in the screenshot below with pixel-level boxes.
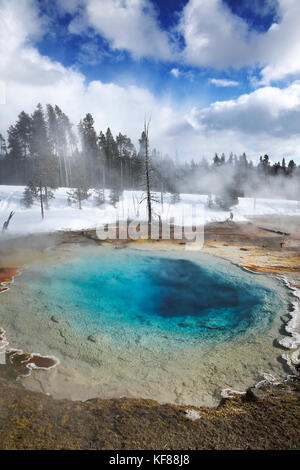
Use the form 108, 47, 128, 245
0, 103, 299, 217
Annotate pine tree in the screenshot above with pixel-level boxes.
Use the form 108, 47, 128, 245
168, 176, 181, 205
29, 158, 57, 218
16, 111, 33, 182
67, 186, 91, 210
213, 153, 221, 166
6, 111, 33, 184
27, 104, 58, 218
139, 119, 154, 225
94, 188, 105, 207
215, 186, 239, 211
78, 113, 99, 186
207, 193, 214, 208
116, 132, 135, 191
262, 154, 270, 171
30, 104, 50, 156
0, 133, 7, 183
98, 131, 107, 191
22, 184, 35, 208
7, 124, 23, 183
29, 149, 58, 217
16, 111, 32, 158
109, 187, 121, 207
130, 148, 143, 189
47, 104, 58, 157
170, 190, 180, 204
105, 127, 118, 177
67, 163, 91, 210
54, 105, 74, 186
287, 160, 296, 176
273, 162, 281, 175
0, 133, 6, 156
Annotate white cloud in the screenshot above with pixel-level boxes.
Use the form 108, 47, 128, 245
210, 78, 239, 87
178, 0, 250, 69
170, 67, 194, 81
0, 0, 46, 72
56, 0, 84, 14
258, 0, 300, 83
194, 82, 300, 138
54, 0, 300, 84
162, 80, 300, 162
77, 41, 109, 65
0, 1, 182, 153
170, 68, 180, 78
236, 0, 279, 18
178, 0, 300, 83
81, 0, 174, 61
0, 0, 300, 164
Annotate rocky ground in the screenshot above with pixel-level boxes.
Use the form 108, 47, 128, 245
0, 376, 299, 450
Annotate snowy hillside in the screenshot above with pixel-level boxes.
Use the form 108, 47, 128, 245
0, 185, 299, 237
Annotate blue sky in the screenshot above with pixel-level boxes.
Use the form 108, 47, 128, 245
0, 0, 300, 162
36, 0, 277, 104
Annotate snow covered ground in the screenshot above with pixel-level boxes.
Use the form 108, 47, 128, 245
0, 185, 299, 237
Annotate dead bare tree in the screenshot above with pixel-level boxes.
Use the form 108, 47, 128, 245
2, 211, 14, 232
143, 118, 152, 224
139, 119, 162, 231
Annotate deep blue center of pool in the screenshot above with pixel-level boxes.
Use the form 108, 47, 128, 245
31, 249, 282, 342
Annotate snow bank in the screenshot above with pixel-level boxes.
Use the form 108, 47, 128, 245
0, 185, 299, 237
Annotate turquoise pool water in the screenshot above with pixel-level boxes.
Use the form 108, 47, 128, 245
26, 247, 284, 344
0, 246, 290, 405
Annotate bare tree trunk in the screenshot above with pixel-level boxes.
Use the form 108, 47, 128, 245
129, 158, 132, 189
58, 154, 63, 187
120, 157, 123, 193
39, 185, 44, 220
144, 119, 152, 225
101, 151, 106, 197
2, 211, 14, 232
44, 186, 49, 210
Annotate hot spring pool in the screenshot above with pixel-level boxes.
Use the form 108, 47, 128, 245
0, 246, 291, 406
